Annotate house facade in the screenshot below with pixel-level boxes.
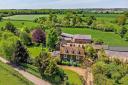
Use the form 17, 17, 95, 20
60, 43, 85, 63
60, 33, 93, 63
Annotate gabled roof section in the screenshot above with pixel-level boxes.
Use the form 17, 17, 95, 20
61, 33, 74, 38
61, 33, 92, 40
73, 34, 92, 40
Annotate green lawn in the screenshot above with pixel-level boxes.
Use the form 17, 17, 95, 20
27, 46, 42, 58
62, 28, 128, 46
64, 69, 83, 85
0, 61, 33, 85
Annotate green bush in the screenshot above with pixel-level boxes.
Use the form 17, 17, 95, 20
0, 31, 19, 59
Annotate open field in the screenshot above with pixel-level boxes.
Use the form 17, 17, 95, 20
0, 20, 39, 28
3, 15, 49, 21
3, 14, 64, 21
62, 28, 128, 46
0, 61, 33, 85
3, 14, 121, 21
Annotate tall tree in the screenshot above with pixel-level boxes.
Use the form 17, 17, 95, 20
36, 51, 65, 83
46, 28, 58, 51
12, 40, 29, 65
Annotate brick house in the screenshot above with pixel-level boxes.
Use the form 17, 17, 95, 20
60, 43, 85, 63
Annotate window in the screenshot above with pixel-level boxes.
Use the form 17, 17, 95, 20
77, 51, 81, 54
72, 50, 75, 54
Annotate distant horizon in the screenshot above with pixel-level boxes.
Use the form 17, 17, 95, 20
0, 0, 127, 9
0, 8, 128, 10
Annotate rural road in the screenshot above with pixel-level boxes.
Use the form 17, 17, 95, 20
0, 57, 51, 85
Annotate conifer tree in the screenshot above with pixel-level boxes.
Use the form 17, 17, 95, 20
12, 40, 29, 65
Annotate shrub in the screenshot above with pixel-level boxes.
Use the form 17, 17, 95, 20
5, 22, 17, 34
94, 39, 104, 45
20, 32, 32, 46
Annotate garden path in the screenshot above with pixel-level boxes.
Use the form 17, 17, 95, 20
0, 57, 51, 85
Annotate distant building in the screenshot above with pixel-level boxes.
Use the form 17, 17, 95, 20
61, 33, 92, 44
73, 34, 92, 43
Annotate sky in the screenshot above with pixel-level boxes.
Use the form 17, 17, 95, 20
0, 0, 128, 9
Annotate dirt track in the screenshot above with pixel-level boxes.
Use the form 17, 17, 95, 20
0, 57, 51, 85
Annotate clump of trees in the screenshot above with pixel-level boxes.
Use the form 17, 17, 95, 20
116, 15, 127, 26
92, 51, 128, 85
5, 22, 18, 35
118, 26, 127, 38
36, 51, 65, 84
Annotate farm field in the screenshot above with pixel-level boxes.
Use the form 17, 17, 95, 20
0, 61, 33, 85
3, 15, 49, 21
0, 20, 39, 28
62, 28, 128, 46
3, 14, 121, 21
3, 14, 64, 21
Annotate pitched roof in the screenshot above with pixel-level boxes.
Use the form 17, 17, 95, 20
61, 33, 74, 38
73, 34, 92, 40
60, 45, 85, 56
52, 51, 60, 57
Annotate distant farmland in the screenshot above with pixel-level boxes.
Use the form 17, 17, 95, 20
62, 28, 128, 46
